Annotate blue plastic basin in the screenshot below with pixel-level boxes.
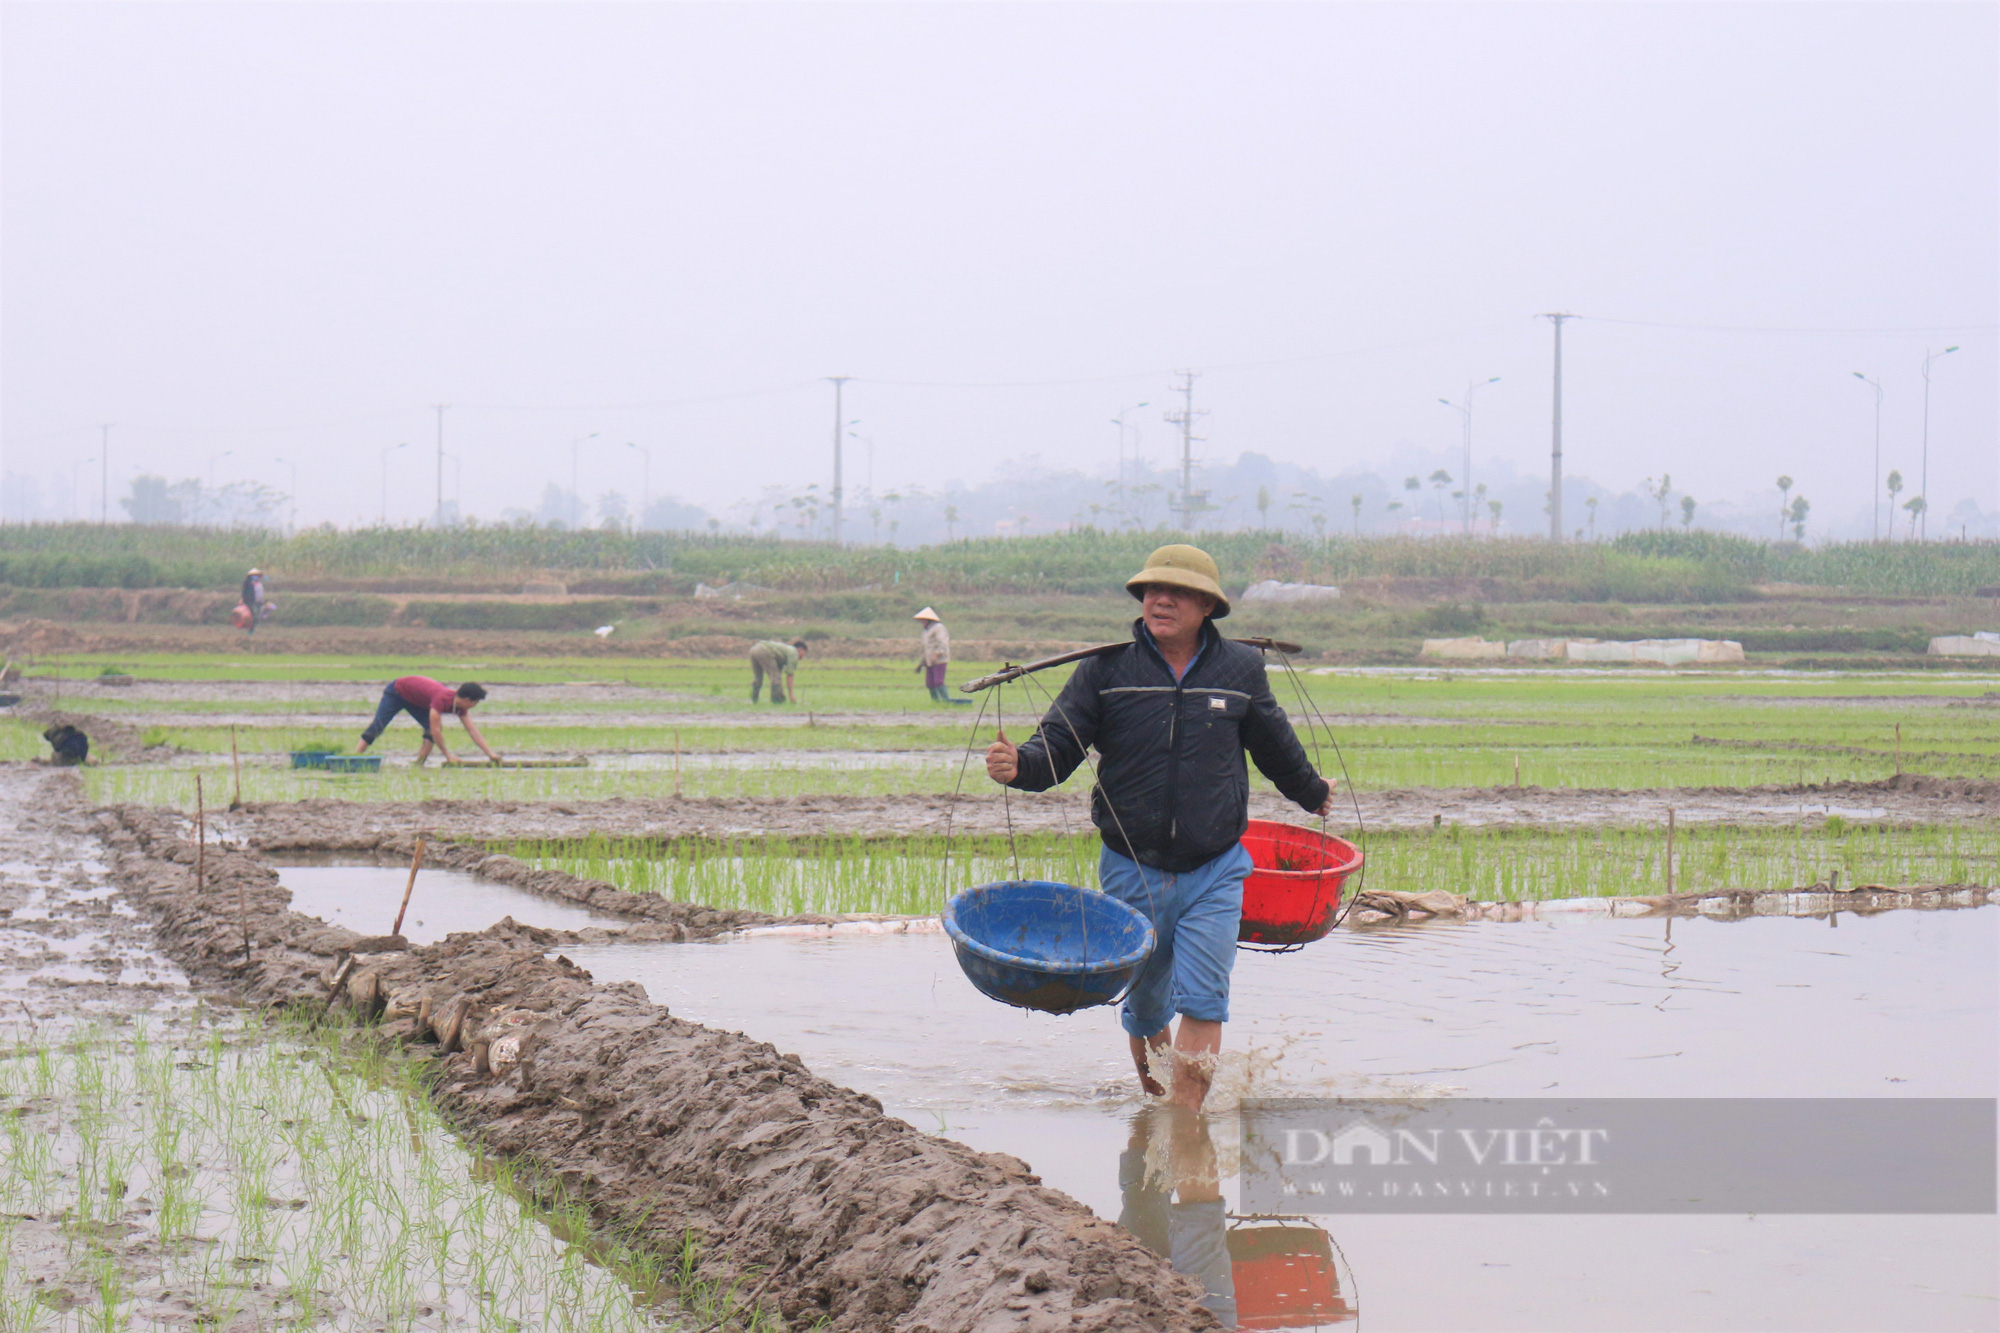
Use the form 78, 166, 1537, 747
289, 750, 336, 769
942, 880, 1156, 1015
321, 755, 381, 774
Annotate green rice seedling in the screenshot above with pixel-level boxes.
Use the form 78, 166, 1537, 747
513, 830, 1104, 917
0, 1015, 686, 1331
515, 818, 1995, 914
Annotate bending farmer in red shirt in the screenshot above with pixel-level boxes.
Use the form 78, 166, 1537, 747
356, 677, 502, 766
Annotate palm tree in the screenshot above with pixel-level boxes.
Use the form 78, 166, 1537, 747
943, 504, 959, 542
1680, 495, 1697, 530
1776, 475, 1794, 540
1256, 486, 1272, 529
1885, 471, 1904, 540
1788, 495, 1810, 541
1903, 494, 1925, 540
1487, 498, 1503, 532
1584, 495, 1599, 540
1349, 493, 1363, 536
1403, 476, 1421, 523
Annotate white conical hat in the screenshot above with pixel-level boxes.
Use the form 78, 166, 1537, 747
913, 607, 941, 621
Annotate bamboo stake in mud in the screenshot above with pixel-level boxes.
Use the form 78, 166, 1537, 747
194, 775, 206, 893
1513, 754, 1520, 789
229, 725, 243, 810
674, 727, 681, 799
1895, 723, 1902, 776
392, 835, 427, 938
1666, 807, 1676, 895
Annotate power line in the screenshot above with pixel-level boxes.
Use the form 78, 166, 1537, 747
1582, 316, 1996, 336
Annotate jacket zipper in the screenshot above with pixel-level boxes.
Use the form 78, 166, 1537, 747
1164, 645, 1186, 850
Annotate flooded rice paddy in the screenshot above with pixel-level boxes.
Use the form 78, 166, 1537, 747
282, 859, 1998, 1330
274, 860, 631, 945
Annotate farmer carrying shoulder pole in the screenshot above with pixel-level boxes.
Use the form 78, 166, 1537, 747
984, 544, 1333, 1110
237, 568, 268, 636
914, 608, 970, 704
356, 676, 501, 766
749, 639, 807, 704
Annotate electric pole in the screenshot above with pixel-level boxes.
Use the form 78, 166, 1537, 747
432, 405, 448, 527
1542, 314, 1574, 541
1162, 371, 1207, 530
827, 377, 852, 544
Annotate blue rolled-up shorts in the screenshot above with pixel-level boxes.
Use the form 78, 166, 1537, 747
1098, 841, 1252, 1039
360, 681, 433, 745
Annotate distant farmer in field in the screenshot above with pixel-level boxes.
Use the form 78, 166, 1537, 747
748, 639, 807, 705
985, 544, 1334, 1111
237, 568, 267, 635
913, 607, 969, 705
355, 677, 501, 766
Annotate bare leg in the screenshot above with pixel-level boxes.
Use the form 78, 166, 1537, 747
1129, 1028, 1171, 1098
1170, 1018, 1223, 1111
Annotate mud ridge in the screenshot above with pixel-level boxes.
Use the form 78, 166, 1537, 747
1344, 882, 1996, 926
100, 803, 1220, 1333
220, 772, 2000, 853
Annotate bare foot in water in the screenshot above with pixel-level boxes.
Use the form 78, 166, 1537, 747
1129, 1030, 1170, 1097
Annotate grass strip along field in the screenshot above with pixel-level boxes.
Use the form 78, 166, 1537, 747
0, 1012, 786, 1332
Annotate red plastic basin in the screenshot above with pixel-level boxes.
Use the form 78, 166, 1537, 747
1238, 819, 1363, 947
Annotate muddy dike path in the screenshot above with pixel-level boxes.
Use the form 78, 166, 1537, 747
97, 801, 1221, 1332
221, 772, 2000, 850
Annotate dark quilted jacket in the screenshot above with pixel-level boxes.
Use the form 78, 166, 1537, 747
1006, 618, 1329, 872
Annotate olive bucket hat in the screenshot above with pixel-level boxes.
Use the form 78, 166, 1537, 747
1125, 544, 1230, 619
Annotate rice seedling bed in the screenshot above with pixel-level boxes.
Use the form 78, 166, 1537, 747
0, 1011, 731, 1332
507, 821, 1999, 917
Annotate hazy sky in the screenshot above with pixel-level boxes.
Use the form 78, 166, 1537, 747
4, 2, 1994, 534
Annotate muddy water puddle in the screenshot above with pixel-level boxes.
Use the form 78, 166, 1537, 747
562, 909, 1996, 1332
272, 861, 631, 944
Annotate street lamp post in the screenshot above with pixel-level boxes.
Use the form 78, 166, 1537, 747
380, 443, 408, 525
1112, 402, 1149, 517
1851, 373, 1884, 542
1919, 346, 1957, 541
570, 432, 599, 529
1437, 377, 1500, 534
627, 442, 650, 523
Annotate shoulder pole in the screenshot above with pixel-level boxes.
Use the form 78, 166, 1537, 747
959, 636, 1303, 694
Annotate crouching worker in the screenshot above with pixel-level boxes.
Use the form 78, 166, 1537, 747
43, 724, 90, 766
357, 676, 501, 766
984, 544, 1333, 1110
749, 639, 807, 704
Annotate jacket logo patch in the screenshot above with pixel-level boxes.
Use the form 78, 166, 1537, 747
1208, 696, 1228, 710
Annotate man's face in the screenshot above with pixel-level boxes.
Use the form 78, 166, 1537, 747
1140, 584, 1214, 642
453, 698, 474, 716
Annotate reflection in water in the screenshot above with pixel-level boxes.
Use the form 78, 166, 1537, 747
1119, 1107, 1357, 1329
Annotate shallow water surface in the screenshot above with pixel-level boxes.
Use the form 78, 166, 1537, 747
565, 907, 1997, 1332
275, 862, 630, 944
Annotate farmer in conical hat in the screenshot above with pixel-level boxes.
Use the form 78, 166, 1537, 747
913, 607, 968, 704
984, 544, 1334, 1110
